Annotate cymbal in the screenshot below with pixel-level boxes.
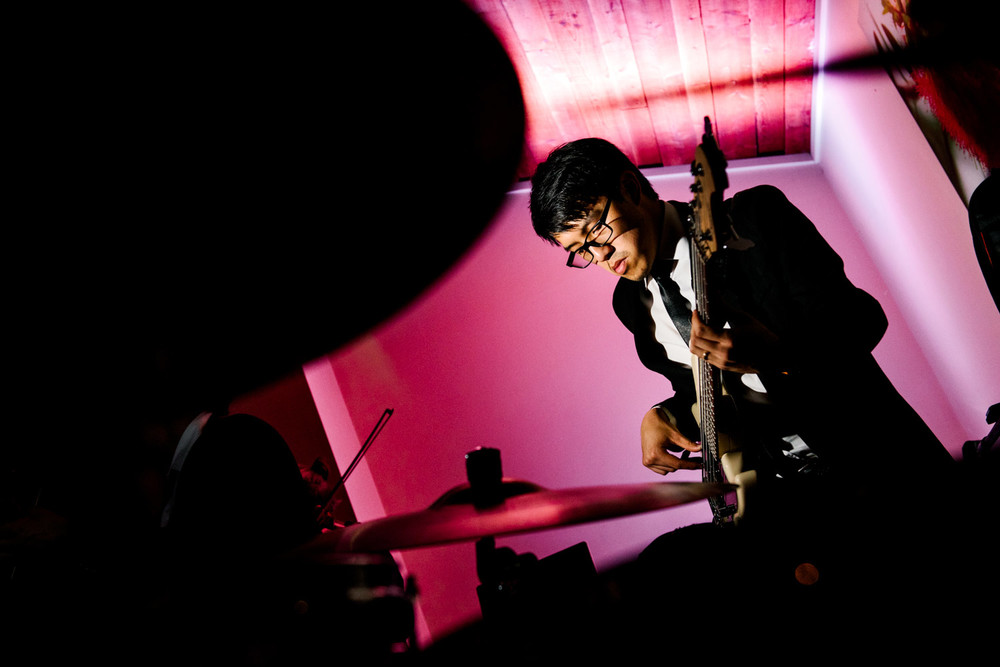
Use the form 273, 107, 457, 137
297, 481, 733, 555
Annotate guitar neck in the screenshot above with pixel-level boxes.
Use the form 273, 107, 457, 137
690, 238, 723, 484
687, 116, 740, 525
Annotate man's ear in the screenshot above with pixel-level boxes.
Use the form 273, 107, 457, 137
621, 170, 642, 205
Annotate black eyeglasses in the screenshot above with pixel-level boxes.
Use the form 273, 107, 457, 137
566, 200, 614, 269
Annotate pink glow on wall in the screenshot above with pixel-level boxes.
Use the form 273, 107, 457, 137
309, 187, 713, 644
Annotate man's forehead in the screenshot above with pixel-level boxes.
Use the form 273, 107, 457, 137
553, 218, 586, 246
554, 200, 604, 247
569, 199, 606, 229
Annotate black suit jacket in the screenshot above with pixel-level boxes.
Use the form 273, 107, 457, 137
613, 186, 952, 481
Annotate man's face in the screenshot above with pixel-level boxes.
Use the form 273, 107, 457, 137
553, 195, 660, 281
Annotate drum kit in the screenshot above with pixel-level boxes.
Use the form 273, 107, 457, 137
277, 447, 734, 661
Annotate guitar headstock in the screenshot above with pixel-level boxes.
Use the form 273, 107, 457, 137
689, 117, 729, 261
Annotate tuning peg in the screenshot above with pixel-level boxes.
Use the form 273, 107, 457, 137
690, 161, 703, 176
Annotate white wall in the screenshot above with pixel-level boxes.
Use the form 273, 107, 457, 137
814, 0, 999, 438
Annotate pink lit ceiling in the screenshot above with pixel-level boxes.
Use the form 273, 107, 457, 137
466, 0, 816, 179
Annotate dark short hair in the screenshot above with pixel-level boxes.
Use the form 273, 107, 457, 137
529, 138, 658, 244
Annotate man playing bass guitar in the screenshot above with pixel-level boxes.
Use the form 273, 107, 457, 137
528, 120, 954, 522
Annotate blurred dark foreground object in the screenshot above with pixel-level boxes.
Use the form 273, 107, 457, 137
12, 1, 525, 445
5, 4, 522, 662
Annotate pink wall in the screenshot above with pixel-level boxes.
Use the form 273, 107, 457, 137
304, 153, 978, 645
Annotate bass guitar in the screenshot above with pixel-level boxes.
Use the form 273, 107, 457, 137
687, 117, 756, 525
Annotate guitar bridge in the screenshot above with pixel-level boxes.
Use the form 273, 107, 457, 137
709, 497, 737, 525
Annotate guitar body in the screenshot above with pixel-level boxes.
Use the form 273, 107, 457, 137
687, 117, 756, 525
690, 382, 756, 525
